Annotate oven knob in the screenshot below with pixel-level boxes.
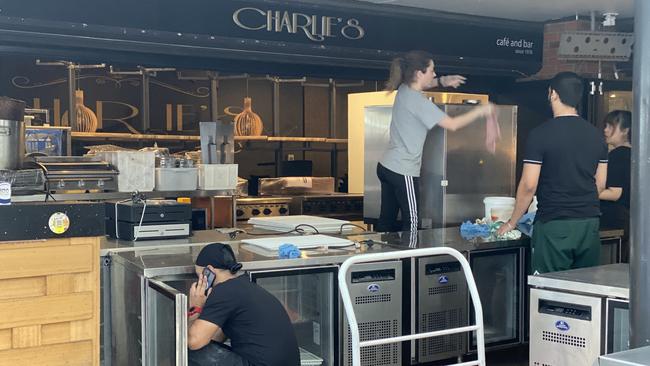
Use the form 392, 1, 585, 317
263, 208, 272, 215
252, 209, 260, 216
279, 207, 288, 215
236, 209, 244, 217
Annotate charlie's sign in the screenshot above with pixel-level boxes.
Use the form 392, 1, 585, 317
232, 7, 365, 42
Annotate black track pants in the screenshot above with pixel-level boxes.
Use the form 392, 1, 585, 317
376, 163, 419, 233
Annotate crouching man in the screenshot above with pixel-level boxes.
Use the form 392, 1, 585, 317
187, 243, 300, 366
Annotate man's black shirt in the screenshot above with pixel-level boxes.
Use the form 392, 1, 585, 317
523, 115, 609, 222
199, 275, 300, 366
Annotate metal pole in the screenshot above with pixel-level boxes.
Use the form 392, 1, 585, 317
67, 64, 76, 127
209, 73, 219, 122
329, 80, 338, 179
141, 71, 151, 132
630, 0, 650, 348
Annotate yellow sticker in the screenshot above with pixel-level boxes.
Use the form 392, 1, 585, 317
48, 212, 70, 235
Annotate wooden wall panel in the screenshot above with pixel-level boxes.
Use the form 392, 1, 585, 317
0, 237, 99, 366
0, 277, 46, 301
41, 322, 70, 345
11, 325, 41, 349
46, 274, 75, 295
0, 245, 92, 280
0, 329, 11, 351
0, 292, 93, 330
0, 341, 92, 366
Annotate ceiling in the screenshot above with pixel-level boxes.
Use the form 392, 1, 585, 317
351, 0, 634, 22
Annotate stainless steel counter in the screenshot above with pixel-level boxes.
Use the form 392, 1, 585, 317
349, 227, 530, 253
528, 263, 629, 299
13, 189, 236, 202
111, 238, 399, 277
600, 346, 650, 365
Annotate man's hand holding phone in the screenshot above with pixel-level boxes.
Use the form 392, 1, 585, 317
190, 268, 214, 308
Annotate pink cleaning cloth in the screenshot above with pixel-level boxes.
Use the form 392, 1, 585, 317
485, 108, 501, 154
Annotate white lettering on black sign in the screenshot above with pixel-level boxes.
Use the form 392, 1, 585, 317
233, 7, 365, 42
496, 37, 535, 55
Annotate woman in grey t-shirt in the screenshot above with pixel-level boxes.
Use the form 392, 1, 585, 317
377, 50, 495, 233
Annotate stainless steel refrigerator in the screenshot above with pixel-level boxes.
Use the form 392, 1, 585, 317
363, 103, 518, 228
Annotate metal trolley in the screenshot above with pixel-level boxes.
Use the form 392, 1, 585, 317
339, 247, 486, 366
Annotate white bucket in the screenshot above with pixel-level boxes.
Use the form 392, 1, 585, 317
483, 196, 516, 222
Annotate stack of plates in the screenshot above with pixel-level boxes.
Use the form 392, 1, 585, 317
247, 215, 352, 234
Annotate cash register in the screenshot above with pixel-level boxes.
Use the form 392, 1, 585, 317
106, 198, 192, 241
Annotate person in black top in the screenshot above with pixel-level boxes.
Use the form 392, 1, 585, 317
187, 243, 300, 366
599, 110, 632, 261
498, 72, 608, 274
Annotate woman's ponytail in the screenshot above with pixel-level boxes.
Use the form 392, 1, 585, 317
385, 57, 404, 91
384, 51, 434, 91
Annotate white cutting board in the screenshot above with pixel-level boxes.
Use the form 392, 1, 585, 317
241, 234, 353, 251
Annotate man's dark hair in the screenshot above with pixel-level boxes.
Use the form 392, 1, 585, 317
549, 72, 584, 109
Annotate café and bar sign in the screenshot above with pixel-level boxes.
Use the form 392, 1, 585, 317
232, 7, 365, 42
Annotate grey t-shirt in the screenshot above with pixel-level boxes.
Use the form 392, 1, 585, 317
380, 84, 446, 177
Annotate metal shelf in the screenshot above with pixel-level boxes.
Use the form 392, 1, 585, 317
71, 132, 347, 144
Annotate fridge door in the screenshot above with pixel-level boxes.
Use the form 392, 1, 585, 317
468, 247, 521, 350
362, 102, 517, 228
250, 266, 337, 366
363, 105, 393, 224
441, 104, 517, 227
606, 298, 630, 354
145, 278, 188, 366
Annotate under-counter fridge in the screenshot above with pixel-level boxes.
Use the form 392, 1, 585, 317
362, 102, 517, 228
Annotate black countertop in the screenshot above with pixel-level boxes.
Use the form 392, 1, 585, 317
0, 202, 105, 241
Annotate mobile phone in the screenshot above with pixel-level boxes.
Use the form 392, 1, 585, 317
202, 268, 216, 295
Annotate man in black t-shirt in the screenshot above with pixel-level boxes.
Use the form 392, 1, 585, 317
187, 243, 300, 366
498, 72, 608, 274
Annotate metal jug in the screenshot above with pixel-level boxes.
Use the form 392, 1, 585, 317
0, 97, 26, 170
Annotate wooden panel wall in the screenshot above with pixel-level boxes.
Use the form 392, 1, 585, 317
0, 237, 100, 366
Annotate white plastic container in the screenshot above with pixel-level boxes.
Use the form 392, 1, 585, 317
198, 164, 238, 190
95, 151, 155, 192
155, 167, 197, 191
483, 196, 516, 222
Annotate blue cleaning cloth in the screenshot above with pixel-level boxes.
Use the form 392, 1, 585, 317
460, 221, 491, 240
517, 211, 536, 237
278, 243, 301, 259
